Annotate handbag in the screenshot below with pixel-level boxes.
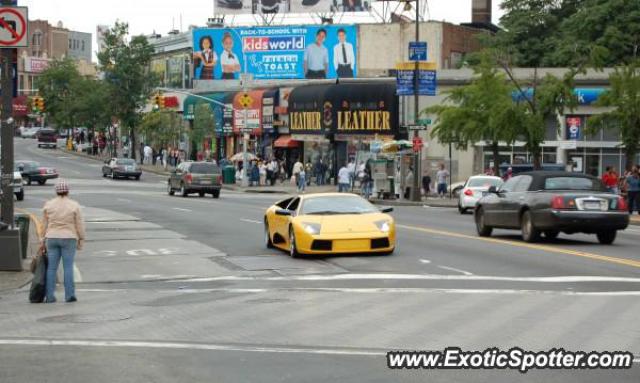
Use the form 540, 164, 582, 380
29, 251, 48, 303
29, 242, 47, 274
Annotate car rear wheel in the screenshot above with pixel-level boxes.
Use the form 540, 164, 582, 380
521, 210, 540, 243
289, 227, 299, 258
475, 207, 492, 237
135, 175, 141, 181
180, 184, 188, 197
264, 220, 274, 249
596, 230, 617, 245
544, 230, 559, 240
212, 190, 220, 199
38, 180, 46, 185
458, 204, 468, 214
167, 183, 174, 196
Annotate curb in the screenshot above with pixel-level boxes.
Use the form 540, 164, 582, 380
370, 199, 457, 208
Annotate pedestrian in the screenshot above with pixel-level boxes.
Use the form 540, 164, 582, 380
123, 142, 130, 159
602, 166, 619, 194
250, 161, 260, 187
625, 166, 640, 215
436, 163, 449, 198
314, 160, 324, 186
362, 159, 373, 199
292, 159, 304, 188
79, 130, 85, 145
502, 166, 513, 182
280, 161, 288, 184
139, 143, 145, 165
259, 161, 267, 186
347, 159, 356, 188
297, 166, 306, 193
405, 167, 414, 200
422, 172, 432, 198
144, 144, 153, 165
42, 180, 86, 303
338, 164, 351, 192
305, 161, 313, 186
162, 147, 169, 170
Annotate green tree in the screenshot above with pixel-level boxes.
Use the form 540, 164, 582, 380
36, 58, 83, 132
98, 21, 156, 161
425, 57, 521, 175
587, 62, 640, 170
190, 103, 215, 154
139, 110, 182, 149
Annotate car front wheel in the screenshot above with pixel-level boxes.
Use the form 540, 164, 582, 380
475, 207, 492, 237
289, 227, 300, 258
521, 210, 540, 243
264, 220, 274, 249
596, 230, 617, 245
212, 190, 220, 199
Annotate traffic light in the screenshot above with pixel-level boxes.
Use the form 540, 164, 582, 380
31, 96, 45, 113
153, 94, 165, 109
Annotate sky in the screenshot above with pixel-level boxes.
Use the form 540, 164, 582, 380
19, 0, 504, 56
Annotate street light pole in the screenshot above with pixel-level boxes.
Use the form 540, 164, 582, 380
0, 0, 16, 226
411, 0, 422, 202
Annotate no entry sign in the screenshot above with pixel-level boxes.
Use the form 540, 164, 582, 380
0, 7, 28, 47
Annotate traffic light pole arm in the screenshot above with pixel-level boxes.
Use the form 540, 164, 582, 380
156, 88, 241, 113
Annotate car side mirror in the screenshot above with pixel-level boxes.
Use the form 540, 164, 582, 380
487, 186, 498, 194
380, 207, 394, 213
275, 209, 292, 216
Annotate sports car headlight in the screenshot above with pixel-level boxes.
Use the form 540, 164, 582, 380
302, 223, 321, 235
375, 220, 391, 233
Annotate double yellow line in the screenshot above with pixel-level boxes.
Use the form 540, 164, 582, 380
397, 224, 640, 269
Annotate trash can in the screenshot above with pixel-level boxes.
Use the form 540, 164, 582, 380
223, 166, 236, 184
14, 213, 29, 259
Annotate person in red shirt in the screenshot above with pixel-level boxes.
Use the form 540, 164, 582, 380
602, 166, 619, 194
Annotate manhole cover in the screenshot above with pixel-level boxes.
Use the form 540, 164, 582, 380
244, 298, 292, 304
38, 313, 131, 323
133, 291, 249, 307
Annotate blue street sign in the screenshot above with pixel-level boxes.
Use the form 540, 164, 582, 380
409, 41, 427, 61
396, 69, 436, 96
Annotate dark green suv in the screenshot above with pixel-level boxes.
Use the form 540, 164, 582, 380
168, 161, 222, 198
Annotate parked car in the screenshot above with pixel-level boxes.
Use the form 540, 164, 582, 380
474, 171, 629, 244
102, 158, 142, 180
458, 175, 503, 214
20, 127, 41, 139
0, 171, 24, 201
499, 163, 566, 176
15, 160, 59, 185
168, 161, 222, 198
264, 193, 395, 257
36, 128, 58, 149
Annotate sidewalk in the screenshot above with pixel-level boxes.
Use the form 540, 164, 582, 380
370, 197, 458, 207
631, 215, 640, 226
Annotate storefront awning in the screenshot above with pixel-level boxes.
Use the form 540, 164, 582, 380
273, 135, 300, 148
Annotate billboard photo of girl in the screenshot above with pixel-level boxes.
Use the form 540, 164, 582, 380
193, 35, 217, 80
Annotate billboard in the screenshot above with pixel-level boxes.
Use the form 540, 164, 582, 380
193, 25, 357, 80
215, 0, 370, 15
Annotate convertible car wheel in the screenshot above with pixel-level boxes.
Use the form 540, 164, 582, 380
264, 221, 274, 249
521, 210, 540, 243
289, 227, 300, 258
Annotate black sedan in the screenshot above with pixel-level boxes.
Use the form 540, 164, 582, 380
102, 158, 142, 180
15, 160, 59, 186
474, 171, 629, 244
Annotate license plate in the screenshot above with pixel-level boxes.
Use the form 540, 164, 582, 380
200, 180, 211, 185
584, 202, 600, 210
46, 169, 53, 174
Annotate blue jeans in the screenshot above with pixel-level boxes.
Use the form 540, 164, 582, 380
338, 183, 350, 192
437, 183, 447, 196
45, 238, 77, 302
297, 174, 306, 192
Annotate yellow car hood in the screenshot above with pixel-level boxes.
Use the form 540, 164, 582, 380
296, 213, 392, 234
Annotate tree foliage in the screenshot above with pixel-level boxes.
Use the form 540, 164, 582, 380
587, 62, 640, 170
191, 103, 215, 151
425, 56, 521, 175
36, 58, 84, 130
98, 21, 156, 160
139, 110, 182, 148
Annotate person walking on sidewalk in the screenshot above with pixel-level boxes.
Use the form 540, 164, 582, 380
625, 166, 640, 215
42, 180, 86, 303
292, 159, 304, 188
338, 164, 351, 193
436, 163, 449, 198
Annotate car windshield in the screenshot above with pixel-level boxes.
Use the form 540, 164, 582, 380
15, 162, 39, 170
467, 178, 502, 188
116, 159, 136, 165
190, 163, 220, 174
301, 196, 379, 215
544, 177, 604, 191
39, 130, 56, 136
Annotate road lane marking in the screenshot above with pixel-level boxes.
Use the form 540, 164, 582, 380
437, 265, 473, 276
419, 259, 431, 264
172, 208, 192, 212
117, 198, 132, 203
0, 339, 384, 357
240, 219, 262, 224
170, 274, 640, 283
396, 224, 640, 269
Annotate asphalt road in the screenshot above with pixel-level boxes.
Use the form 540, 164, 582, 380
1, 138, 639, 382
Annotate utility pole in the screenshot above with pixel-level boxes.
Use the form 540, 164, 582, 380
1, 0, 16, 226
411, 0, 422, 202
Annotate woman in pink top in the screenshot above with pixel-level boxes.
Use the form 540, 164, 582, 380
42, 180, 86, 303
